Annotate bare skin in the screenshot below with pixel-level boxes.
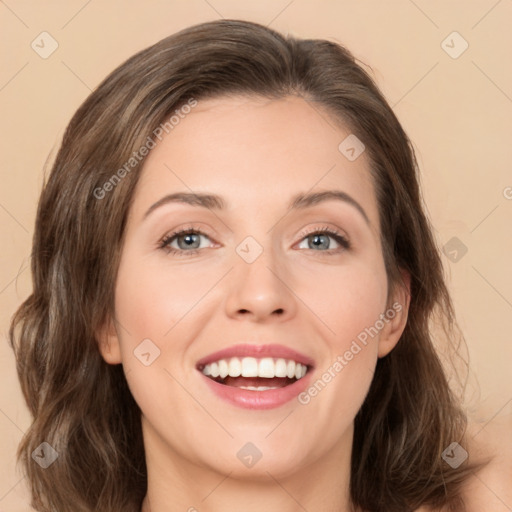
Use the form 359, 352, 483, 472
95, 94, 510, 512
459, 419, 512, 512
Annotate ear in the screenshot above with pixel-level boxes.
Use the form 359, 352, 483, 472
377, 268, 411, 358
96, 315, 122, 365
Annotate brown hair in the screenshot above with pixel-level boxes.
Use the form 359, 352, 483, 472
9, 19, 485, 512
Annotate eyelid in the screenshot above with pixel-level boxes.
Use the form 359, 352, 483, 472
158, 223, 351, 255
296, 224, 349, 240
158, 224, 218, 251
294, 224, 351, 251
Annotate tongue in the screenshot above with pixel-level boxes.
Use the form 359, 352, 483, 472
222, 376, 294, 388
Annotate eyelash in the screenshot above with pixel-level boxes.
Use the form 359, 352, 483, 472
158, 225, 351, 257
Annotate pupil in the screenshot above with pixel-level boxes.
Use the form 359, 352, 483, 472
311, 234, 328, 250
180, 233, 200, 249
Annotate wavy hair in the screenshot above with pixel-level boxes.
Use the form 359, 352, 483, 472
10, 19, 485, 512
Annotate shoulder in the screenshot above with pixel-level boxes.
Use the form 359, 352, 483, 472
458, 417, 512, 512
413, 417, 512, 512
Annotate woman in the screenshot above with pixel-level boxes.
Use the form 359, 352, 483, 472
9, 19, 491, 512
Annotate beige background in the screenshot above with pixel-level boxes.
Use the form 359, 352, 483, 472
1, 1, 511, 510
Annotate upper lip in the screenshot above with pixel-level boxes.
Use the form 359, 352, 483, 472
196, 343, 315, 369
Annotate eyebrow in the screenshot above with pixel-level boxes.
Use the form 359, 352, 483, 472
143, 190, 370, 225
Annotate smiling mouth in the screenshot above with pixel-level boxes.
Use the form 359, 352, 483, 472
197, 356, 310, 391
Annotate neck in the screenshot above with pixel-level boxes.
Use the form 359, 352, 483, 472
140, 420, 355, 512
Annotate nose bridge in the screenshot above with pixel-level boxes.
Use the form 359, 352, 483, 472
224, 233, 295, 320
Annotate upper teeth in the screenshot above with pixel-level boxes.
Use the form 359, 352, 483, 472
201, 357, 308, 380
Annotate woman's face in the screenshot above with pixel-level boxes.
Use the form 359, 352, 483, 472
98, 95, 409, 481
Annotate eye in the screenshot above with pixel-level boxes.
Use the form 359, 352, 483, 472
158, 225, 350, 257
159, 228, 214, 256
296, 226, 350, 253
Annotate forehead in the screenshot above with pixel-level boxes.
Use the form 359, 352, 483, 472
131, 95, 379, 228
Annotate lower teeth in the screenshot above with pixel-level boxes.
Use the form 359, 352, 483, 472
239, 385, 279, 391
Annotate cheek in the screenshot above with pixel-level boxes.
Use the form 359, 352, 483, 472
111, 256, 204, 423
294, 259, 387, 407
297, 259, 388, 346
114, 243, 388, 368
294, 268, 385, 436
113, 252, 220, 344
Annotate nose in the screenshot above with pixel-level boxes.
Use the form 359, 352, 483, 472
224, 245, 297, 323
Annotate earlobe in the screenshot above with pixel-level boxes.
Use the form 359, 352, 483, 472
96, 316, 123, 365
377, 269, 411, 358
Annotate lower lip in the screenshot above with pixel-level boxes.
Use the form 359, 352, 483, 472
199, 371, 313, 410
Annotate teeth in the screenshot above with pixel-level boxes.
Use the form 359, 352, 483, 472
287, 360, 295, 379
228, 357, 241, 377
239, 385, 279, 391
275, 358, 288, 377
258, 357, 275, 378
210, 362, 219, 378
218, 359, 229, 379
201, 357, 308, 380
241, 357, 259, 377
